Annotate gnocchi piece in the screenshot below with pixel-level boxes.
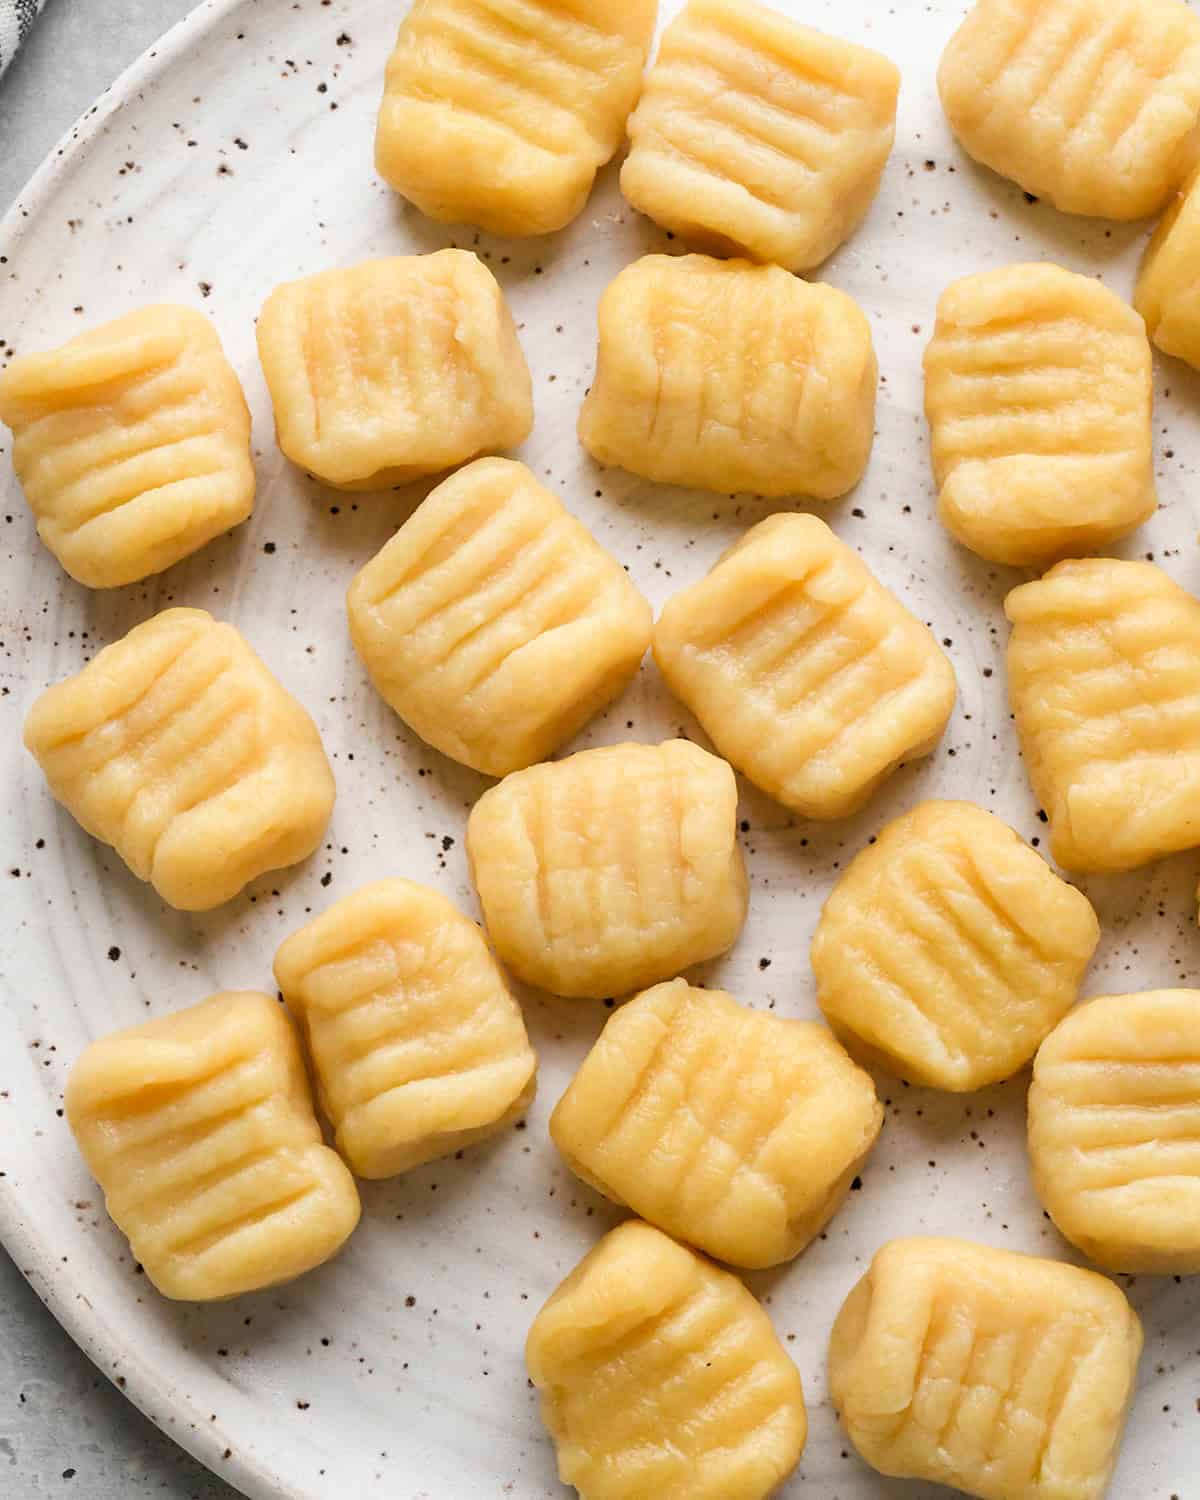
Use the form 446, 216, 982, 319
577, 254, 877, 500
0, 305, 254, 588
346, 458, 652, 778
1006, 558, 1200, 873
1029, 989, 1200, 1275
375, 0, 657, 238
938, 0, 1200, 220
66, 992, 360, 1302
256, 251, 532, 491
550, 979, 882, 1269
829, 1237, 1143, 1500
924, 264, 1156, 568
274, 879, 537, 1178
466, 740, 748, 999
23, 608, 335, 911
812, 801, 1100, 1091
1135, 169, 1200, 370
653, 515, 956, 819
622, 0, 899, 271
526, 1220, 807, 1500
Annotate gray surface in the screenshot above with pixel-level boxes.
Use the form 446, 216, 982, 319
1, 9, 239, 1496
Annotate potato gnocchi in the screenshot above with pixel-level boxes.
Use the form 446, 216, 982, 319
346, 458, 652, 778
829, 1237, 1143, 1500
1029, 989, 1200, 1275
66, 992, 360, 1302
274, 879, 537, 1179
924, 264, 1156, 568
1006, 558, 1200, 873
550, 978, 882, 1268
812, 801, 1100, 1091
0, 305, 254, 588
466, 740, 748, 999
938, 0, 1200, 220
577, 253, 877, 499
621, 0, 899, 271
23, 608, 335, 911
256, 251, 532, 491
376, 0, 657, 237
1135, 168, 1200, 371
653, 515, 956, 819
526, 1219, 807, 1500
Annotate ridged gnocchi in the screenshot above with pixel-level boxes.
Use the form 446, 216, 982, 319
1135, 168, 1200, 370
577, 253, 877, 499
346, 458, 652, 777
1029, 989, 1200, 1275
274, 879, 537, 1179
23, 608, 335, 911
653, 515, 957, 819
1006, 558, 1200, 873
550, 978, 882, 1269
256, 251, 532, 491
526, 1220, 807, 1500
466, 740, 748, 999
622, 0, 899, 271
812, 801, 1100, 1091
375, 0, 657, 237
938, 0, 1200, 220
66, 992, 360, 1302
829, 1237, 1143, 1500
924, 264, 1156, 568
0, 305, 254, 588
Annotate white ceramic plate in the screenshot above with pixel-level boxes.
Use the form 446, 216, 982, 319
2, 1, 1199, 1495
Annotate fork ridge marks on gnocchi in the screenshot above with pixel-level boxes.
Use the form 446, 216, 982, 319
273, 879, 537, 1180
255, 251, 533, 491
812, 801, 1100, 1091
550, 978, 883, 1268
375, 0, 657, 237
1135, 167, 1200, 371
23, 609, 336, 911
924, 263, 1156, 568
66, 992, 361, 1302
466, 740, 748, 999
1005, 558, 1200, 874
577, 253, 877, 500
1029, 990, 1200, 1275
938, 0, 1200, 220
346, 458, 652, 778
526, 1220, 808, 1500
0, 305, 254, 589
654, 514, 957, 819
828, 1237, 1144, 1500
622, 0, 899, 271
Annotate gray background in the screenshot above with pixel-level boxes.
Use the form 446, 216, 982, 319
2, 4, 240, 1494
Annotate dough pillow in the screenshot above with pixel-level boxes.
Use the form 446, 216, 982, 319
1136, 168, 1200, 370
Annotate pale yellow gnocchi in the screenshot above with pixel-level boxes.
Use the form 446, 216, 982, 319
376, 0, 657, 237
66, 991, 361, 1302
829, 1237, 1143, 1500
622, 0, 899, 271
812, 801, 1100, 1091
924, 264, 1156, 568
274, 879, 537, 1179
0, 305, 254, 588
466, 740, 748, 999
1029, 989, 1200, 1275
526, 1219, 807, 1500
1006, 558, 1200, 873
1135, 168, 1200, 370
256, 251, 532, 491
346, 458, 652, 778
577, 254, 877, 500
938, 0, 1200, 220
653, 515, 956, 819
550, 978, 882, 1269
23, 608, 335, 911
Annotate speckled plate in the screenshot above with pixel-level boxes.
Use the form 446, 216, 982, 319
2, 1, 1199, 1496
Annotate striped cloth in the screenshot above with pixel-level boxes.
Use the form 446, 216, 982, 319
0, 0, 45, 78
